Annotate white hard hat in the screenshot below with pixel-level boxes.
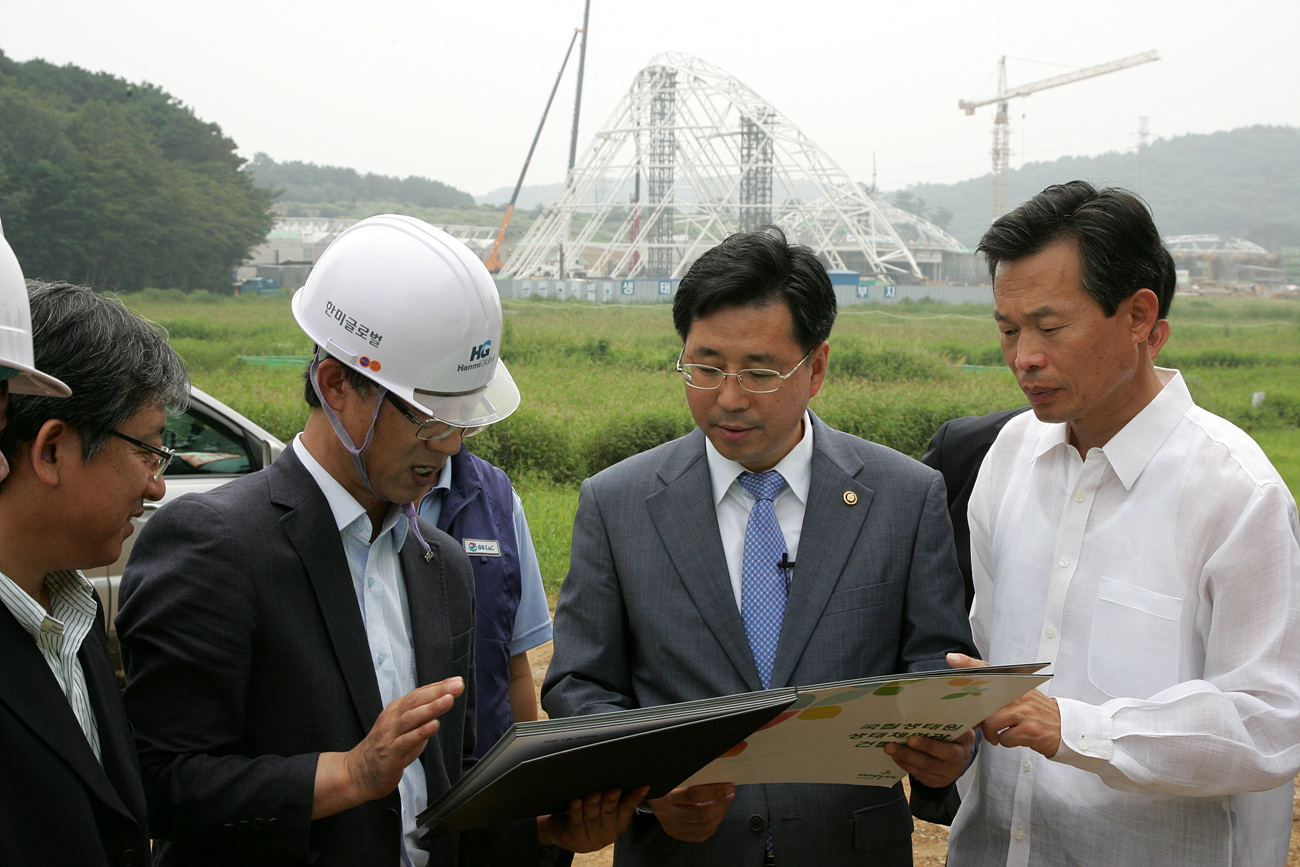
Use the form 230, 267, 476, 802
0, 221, 71, 397
292, 214, 518, 427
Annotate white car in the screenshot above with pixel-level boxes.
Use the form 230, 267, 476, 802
91, 385, 286, 677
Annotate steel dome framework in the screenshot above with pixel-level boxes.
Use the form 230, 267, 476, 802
504, 53, 960, 281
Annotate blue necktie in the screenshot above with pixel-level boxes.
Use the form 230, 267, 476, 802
738, 471, 788, 690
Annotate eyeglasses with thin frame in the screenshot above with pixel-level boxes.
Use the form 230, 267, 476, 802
384, 393, 486, 441
110, 430, 175, 481
676, 347, 816, 394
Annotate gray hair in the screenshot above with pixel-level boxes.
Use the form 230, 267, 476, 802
0, 282, 190, 463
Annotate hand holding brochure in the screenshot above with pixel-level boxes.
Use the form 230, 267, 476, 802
418, 663, 1048, 836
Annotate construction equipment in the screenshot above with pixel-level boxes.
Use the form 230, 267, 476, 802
485, 27, 583, 273
960, 51, 1158, 219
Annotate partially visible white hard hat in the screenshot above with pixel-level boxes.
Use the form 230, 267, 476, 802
292, 214, 518, 427
0, 220, 71, 397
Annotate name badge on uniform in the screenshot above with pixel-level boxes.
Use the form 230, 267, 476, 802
463, 538, 501, 557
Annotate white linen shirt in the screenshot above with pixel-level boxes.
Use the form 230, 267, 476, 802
948, 368, 1300, 867
293, 436, 428, 867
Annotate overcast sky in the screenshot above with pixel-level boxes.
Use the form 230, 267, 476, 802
3, 0, 1297, 200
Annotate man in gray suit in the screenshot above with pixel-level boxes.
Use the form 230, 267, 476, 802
543, 227, 977, 866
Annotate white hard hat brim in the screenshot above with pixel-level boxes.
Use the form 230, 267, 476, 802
3, 360, 71, 397
408, 359, 520, 429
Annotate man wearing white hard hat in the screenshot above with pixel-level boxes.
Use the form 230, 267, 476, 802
0, 221, 194, 867
119, 214, 643, 867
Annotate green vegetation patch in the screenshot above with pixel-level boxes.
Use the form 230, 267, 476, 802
123, 293, 1300, 597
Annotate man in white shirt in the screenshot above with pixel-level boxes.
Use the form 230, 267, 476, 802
946, 181, 1300, 866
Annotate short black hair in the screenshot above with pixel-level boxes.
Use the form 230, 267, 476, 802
1, 282, 189, 463
977, 181, 1175, 319
672, 227, 836, 352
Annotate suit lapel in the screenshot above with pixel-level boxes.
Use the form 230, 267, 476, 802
0, 607, 135, 822
646, 431, 765, 691
272, 448, 384, 728
401, 532, 447, 689
81, 618, 148, 826
770, 416, 875, 688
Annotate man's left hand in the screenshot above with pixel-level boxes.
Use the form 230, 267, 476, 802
884, 729, 976, 789
537, 786, 650, 853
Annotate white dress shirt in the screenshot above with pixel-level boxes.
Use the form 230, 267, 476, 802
293, 436, 428, 867
706, 410, 815, 611
949, 368, 1300, 867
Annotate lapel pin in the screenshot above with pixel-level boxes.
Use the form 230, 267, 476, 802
843, 491, 858, 505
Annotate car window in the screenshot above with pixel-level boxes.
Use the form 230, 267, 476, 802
162, 405, 255, 476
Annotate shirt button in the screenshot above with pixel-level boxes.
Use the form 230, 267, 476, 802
1045, 627, 1056, 639
1022, 760, 1032, 772
1074, 492, 1086, 503
1014, 829, 1026, 841
376, 653, 386, 666
1079, 735, 1088, 750
367, 576, 375, 589
1058, 557, 1070, 568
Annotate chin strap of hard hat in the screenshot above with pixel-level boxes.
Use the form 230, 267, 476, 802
308, 350, 436, 562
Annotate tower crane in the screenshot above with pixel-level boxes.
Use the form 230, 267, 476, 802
960, 50, 1158, 219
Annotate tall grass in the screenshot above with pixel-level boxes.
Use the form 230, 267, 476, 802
124, 292, 1300, 595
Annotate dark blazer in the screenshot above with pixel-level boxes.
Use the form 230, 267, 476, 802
920, 407, 1029, 610
542, 414, 975, 867
0, 600, 150, 867
117, 445, 538, 866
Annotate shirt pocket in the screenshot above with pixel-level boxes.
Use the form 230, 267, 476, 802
1087, 576, 1182, 699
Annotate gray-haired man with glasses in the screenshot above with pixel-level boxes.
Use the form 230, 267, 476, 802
0, 275, 189, 867
544, 227, 975, 867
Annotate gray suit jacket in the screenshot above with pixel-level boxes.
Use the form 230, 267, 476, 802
542, 414, 975, 866
118, 445, 540, 866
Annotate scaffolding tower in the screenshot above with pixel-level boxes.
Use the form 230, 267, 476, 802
504, 53, 952, 281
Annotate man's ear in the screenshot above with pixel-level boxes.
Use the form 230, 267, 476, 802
314, 358, 351, 413
1148, 319, 1171, 360
1127, 288, 1160, 347
29, 419, 78, 487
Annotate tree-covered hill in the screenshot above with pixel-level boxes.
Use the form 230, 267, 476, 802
0, 50, 274, 291
246, 153, 474, 210
891, 125, 1300, 250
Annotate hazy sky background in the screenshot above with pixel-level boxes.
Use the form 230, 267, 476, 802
3, 0, 1297, 200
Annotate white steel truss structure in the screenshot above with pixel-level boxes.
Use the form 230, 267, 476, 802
503, 53, 944, 281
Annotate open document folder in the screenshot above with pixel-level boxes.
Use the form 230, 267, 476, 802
418, 663, 1049, 836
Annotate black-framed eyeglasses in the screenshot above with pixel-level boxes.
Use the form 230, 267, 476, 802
384, 393, 486, 442
676, 347, 815, 394
110, 430, 175, 481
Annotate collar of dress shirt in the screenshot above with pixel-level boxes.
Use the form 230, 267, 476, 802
1029, 367, 1191, 490
0, 568, 97, 638
704, 409, 814, 509
292, 434, 406, 544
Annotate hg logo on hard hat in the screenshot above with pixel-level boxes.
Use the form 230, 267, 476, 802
469, 340, 492, 362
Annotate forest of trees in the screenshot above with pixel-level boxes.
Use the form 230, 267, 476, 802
893, 125, 1300, 249
247, 153, 474, 210
0, 51, 274, 291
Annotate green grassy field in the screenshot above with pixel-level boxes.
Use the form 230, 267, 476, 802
125, 291, 1300, 596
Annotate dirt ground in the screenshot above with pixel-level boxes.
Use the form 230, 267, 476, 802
528, 641, 1300, 867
